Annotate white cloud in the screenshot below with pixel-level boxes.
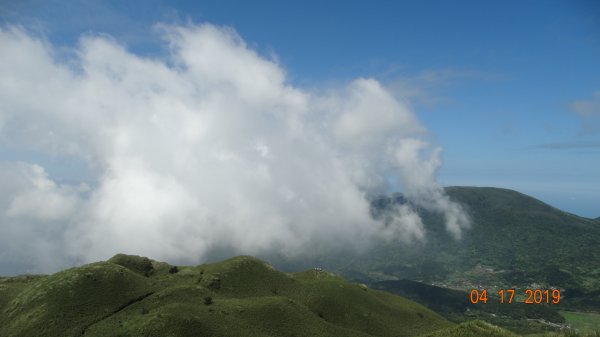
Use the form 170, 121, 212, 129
385, 68, 508, 109
0, 162, 85, 273
571, 91, 600, 117
0, 23, 470, 274
570, 91, 600, 134
390, 139, 470, 239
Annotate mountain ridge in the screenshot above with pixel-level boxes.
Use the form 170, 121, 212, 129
444, 186, 597, 221
0, 254, 454, 337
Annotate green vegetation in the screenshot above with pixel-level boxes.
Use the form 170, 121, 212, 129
358, 187, 600, 297
560, 311, 600, 333
417, 320, 600, 337
419, 320, 519, 337
0, 254, 454, 337
530, 331, 600, 337
0, 262, 152, 337
363, 188, 599, 293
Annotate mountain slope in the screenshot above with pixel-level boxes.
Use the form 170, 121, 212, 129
0, 254, 453, 337
444, 187, 599, 279
339, 187, 600, 310
419, 320, 519, 337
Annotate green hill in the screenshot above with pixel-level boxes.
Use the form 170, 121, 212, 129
0, 254, 455, 337
342, 187, 600, 306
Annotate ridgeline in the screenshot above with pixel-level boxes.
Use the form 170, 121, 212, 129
0, 254, 456, 337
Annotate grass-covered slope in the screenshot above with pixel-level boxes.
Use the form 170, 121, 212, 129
0, 262, 152, 337
0, 254, 453, 337
419, 320, 519, 337
420, 320, 600, 337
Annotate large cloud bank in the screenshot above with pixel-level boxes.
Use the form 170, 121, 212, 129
0, 24, 469, 274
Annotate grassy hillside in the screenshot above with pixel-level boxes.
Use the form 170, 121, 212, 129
0, 254, 454, 337
560, 311, 600, 333
0, 262, 152, 337
419, 320, 519, 337
421, 320, 600, 337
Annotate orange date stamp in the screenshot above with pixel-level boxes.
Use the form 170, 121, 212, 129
469, 289, 561, 304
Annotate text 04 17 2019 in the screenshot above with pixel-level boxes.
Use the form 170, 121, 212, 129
469, 289, 561, 304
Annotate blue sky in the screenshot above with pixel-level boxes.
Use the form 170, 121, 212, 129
1, 0, 599, 217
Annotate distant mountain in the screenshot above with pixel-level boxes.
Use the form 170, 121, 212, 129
0, 254, 457, 337
335, 187, 600, 311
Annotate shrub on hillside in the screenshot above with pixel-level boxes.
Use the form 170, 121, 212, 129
108, 254, 154, 277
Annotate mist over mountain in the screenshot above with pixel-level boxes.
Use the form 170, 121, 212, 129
339, 187, 599, 276
317, 187, 600, 314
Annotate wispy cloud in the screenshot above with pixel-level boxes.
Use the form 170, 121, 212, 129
385, 67, 509, 108
415, 68, 509, 85
533, 141, 600, 150
571, 91, 600, 117
570, 91, 600, 134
